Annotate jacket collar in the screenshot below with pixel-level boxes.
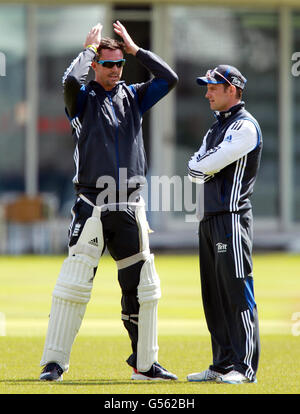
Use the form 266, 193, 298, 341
214, 101, 245, 123
89, 80, 125, 96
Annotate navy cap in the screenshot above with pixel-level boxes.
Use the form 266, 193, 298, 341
196, 65, 247, 90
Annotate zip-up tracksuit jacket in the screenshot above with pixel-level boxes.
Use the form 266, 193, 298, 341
188, 102, 263, 381
62, 47, 178, 198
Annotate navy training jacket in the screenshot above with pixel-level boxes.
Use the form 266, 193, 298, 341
62, 48, 178, 198
189, 103, 263, 215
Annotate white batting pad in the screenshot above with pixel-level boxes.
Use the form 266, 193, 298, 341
135, 203, 150, 253
137, 254, 161, 372
69, 214, 104, 267
40, 254, 95, 371
40, 209, 104, 371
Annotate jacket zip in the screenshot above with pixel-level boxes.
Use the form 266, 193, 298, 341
107, 92, 120, 190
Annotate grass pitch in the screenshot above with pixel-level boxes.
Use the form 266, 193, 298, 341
0, 253, 300, 394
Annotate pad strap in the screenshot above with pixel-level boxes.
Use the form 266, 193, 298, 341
116, 250, 150, 270
121, 313, 139, 326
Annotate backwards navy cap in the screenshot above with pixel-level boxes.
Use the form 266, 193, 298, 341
196, 65, 247, 90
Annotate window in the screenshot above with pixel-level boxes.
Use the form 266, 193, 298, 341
0, 5, 26, 193
170, 7, 279, 219
293, 12, 300, 222
37, 6, 106, 215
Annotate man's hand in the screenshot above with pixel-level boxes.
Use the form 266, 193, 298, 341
113, 20, 139, 55
84, 23, 102, 49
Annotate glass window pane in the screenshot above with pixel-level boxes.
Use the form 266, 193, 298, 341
170, 6, 279, 219
37, 6, 106, 216
293, 13, 300, 222
0, 5, 26, 193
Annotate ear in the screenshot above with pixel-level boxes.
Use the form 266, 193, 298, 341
230, 85, 236, 96
91, 61, 96, 71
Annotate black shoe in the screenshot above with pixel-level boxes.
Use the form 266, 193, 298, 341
40, 362, 63, 381
131, 362, 178, 380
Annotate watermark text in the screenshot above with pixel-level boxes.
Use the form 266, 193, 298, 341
291, 312, 300, 336
291, 52, 300, 77
0, 312, 6, 336
95, 168, 204, 222
0, 52, 6, 77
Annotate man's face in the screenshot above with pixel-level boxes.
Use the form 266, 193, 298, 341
205, 83, 233, 112
92, 48, 124, 91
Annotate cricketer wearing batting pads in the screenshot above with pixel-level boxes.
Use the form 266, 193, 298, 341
187, 65, 262, 384
39, 21, 178, 382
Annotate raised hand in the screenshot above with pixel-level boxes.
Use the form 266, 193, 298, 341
113, 20, 139, 55
84, 23, 103, 49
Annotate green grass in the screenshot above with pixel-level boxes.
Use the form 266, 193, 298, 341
0, 253, 300, 394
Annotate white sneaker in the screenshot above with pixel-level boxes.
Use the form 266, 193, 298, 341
131, 362, 178, 381
216, 370, 257, 384
187, 368, 222, 382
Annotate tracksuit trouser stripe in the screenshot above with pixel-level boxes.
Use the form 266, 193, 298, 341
241, 309, 255, 380
232, 213, 244, 278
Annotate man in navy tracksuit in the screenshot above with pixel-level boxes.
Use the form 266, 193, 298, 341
40, 21, 178, 382
187, 65, 262, 384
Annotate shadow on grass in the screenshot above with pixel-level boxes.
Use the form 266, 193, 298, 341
0, 379, 193, 386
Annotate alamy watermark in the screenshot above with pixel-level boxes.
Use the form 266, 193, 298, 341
291, 312, 300, 337
291, 52, 300, 77
0, 312, 6, 336
94, 168, 204, 222
0, 52, 6, 77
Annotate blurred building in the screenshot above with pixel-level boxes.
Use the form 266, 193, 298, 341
0, 1, 300, 253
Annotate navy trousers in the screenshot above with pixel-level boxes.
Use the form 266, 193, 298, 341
198, 210, 260, 381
